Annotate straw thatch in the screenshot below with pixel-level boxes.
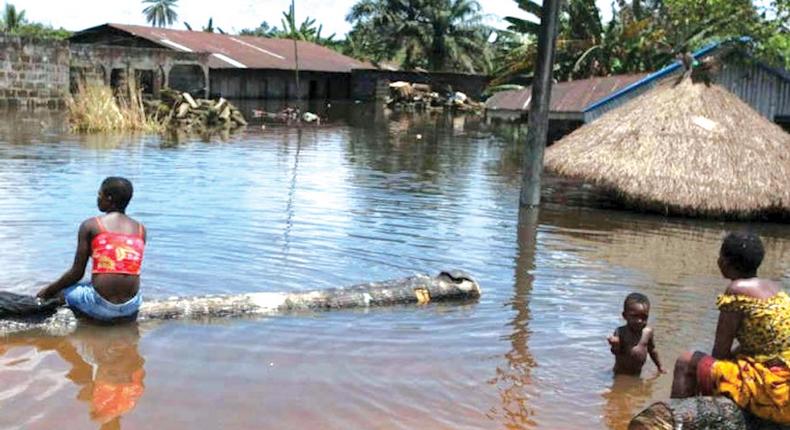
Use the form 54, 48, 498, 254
544, 78, 790, 219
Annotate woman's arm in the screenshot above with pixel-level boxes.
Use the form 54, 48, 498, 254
37, 220, 92, 299
711, 310, 741, 360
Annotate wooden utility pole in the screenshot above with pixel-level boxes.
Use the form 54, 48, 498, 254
292, 0, 301, 102
520, 0, 561, 208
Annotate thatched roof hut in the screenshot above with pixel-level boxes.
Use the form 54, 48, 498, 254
543, 78, 790, 219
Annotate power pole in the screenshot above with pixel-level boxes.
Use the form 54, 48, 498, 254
292, 0, 301, 102
520, 0, 561, 208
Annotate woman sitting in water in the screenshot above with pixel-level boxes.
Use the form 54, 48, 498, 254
37, 177, 146, 322
671, 231, 790, 424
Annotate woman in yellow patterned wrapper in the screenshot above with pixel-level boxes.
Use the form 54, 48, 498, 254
671, 231, 790, 424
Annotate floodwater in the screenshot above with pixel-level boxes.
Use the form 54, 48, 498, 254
0, 105, 788, 430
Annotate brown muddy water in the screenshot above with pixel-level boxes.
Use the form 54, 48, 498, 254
0, 105, 788, 430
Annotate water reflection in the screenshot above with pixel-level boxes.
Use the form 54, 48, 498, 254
0, 108, 787, 430
1, 324, 145, 429
282, 127, 303, 255
488, 208, 540, 428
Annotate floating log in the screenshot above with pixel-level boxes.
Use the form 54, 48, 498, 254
0, 271, 480, 336
629, 397, 790, 430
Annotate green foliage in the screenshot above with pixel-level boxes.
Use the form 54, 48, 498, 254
763, 33, 790, 69
492, 0, 790, 86
7, 22, 71, 40
188, 17, 225, 34
345, 0, 493, 73
489, 31, 537, 86
142, 0, 178, 28
0, 4, 70, 39
239, 4, 337, 48
2, 4, 24, 31
238, 21, 278, 37
203, 18, 214, 33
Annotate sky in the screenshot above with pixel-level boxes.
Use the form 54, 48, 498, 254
17, 0, 616, 36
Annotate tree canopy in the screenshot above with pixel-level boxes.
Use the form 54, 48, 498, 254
142, 0, 178, 28
0, 3, 70, 39
491, 0, 790, 87
240, 4, 337, 47
345, 0, 492, 73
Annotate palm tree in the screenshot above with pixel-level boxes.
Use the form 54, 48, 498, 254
346, 0, 492, 73
142, 0, 178, 28
2, 3, 27, 31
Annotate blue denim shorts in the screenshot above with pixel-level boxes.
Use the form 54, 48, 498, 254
64, 282, 142, 322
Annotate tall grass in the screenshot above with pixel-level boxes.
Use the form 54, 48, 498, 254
67, 79, 163, 133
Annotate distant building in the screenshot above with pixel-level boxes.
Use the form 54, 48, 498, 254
485, 74, 647, 141
486, 39, 790, 139
69, 23, 373, 100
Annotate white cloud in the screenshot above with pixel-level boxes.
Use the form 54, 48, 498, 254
19, 0, 614, 36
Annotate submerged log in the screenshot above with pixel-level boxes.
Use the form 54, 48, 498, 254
629, 397, 790, 430
0, 271, 480, 336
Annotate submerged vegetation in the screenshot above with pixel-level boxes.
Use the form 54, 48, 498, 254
67, 81, 246, 138
66, 83, 163, 133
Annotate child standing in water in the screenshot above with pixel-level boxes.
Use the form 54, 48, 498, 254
37, 177, 146, 322
607, 293, 665, 375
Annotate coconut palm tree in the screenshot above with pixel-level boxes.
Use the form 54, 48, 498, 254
142, 0, 178, 28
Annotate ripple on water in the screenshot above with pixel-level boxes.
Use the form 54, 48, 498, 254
0, 111, 788, 429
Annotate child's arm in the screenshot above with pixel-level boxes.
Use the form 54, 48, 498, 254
37, 220, 92, 299
647, 329, 665, 373
607, 328, 622, 355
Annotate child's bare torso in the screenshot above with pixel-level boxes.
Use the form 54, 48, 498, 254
611, 325, 653, 375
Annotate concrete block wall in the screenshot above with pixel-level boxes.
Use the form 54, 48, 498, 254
210, 69, 351, 100
70, 44, 210, 98
0, 35, 69, 109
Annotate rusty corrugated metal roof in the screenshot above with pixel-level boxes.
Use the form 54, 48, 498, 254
485, 87, 532, 112
91, 23, 373, 73
486, 74, 648, 113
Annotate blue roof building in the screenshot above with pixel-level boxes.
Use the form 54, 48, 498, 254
487, 39, 790, 133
